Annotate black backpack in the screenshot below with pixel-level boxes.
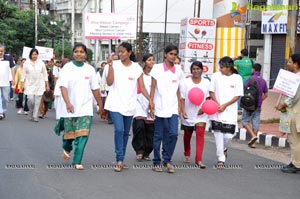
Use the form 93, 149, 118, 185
240, 78, 259, 112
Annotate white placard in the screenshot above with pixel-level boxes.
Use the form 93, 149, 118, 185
179, 18, 216, 75
22, 46, 54, 61
273, 69, 300, 97
85, 13, 137, 40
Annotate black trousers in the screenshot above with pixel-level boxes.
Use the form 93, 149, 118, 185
132, 118, 154, 157
16, 93, 29, 111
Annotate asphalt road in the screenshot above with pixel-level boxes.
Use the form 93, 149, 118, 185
0, 101, 299, 199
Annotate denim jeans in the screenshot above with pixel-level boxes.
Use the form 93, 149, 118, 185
153, 114, 178, 165
241, 108, 261, 131
110, 111, 133, 162
0, 87, 10, 113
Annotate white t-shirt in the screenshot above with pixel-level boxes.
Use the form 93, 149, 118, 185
59, 61, 99, 117
180, 77, 210, 126
21, 59, 48, 95
53, 66, 60, 78
0, 60, 12, 87
209, 71, 243, 124
134, 73, 152, 118
96, 71, 107, 97
104, 60, 143, 116
150, 63, 184, 118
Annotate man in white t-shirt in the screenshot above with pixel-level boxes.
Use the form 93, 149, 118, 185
0, 44, 15, 120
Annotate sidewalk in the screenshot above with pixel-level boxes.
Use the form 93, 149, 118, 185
236, 90, 288, 148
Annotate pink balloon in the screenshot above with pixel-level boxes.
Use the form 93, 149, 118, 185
202, 100, 219, 115
188, 87, 205, 106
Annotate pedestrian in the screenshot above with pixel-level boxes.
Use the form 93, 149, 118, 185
241, 63, 268, 148
20, 48, 49, 122
180, 61, 210, 169
276, 53, 300, 174
234, 49, 253, 114
150, 44, 184, 173
132, 53, 155, 161
104, 42, 153, 172
14, 58, 29, 115
53, 58, 70, 120
209, 56, 243, 169
58, 43, 103, 170
0, 44, 15, 120
101, 54, 119, 124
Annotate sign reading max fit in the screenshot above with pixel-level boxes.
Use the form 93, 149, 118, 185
261, 10, 300, 34
85, 13, 137, 40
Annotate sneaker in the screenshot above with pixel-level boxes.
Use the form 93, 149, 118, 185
281, 163, 300, 174
17, 108, 23, 115
24, 111, 28, 115
0, 113, 3, 120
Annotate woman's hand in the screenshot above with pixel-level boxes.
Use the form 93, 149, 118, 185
197, 108, 204, 115
218, 104, 227, 113
97, 103, 104, 116
66, 102, 74, 113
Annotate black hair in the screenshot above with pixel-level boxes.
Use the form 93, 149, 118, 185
190, 61, 203, 74
241, 48, 248, 56
219, 56, 238, 74
290, 53, 300, 67
72, 43, 88, 55
164, 44, 179, 54
142, 53, 154, 62
29, 48, 39, 59
252, 63, 262, 72
176, 56, 181, 62
119, 42, 137, 62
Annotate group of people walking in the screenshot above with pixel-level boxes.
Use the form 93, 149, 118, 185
1, 42, 299, 174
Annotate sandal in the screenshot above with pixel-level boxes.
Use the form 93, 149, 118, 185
164, 163, 175, 173
216, 161, 225, 169
152, 166, 163, 172
196, 162, 206, 169
122, 163, 129, 170
143, 156, 151, 161
75, 164, 84, 170
114, 162, 124, 172
136, 154, 143, 161
183, 156, 191, 163
62, 150, 71, 161
248, 136, 258, 147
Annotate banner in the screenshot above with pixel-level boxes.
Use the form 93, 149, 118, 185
179, 18, 216, 75
273, 69, 300, 97
22, 46, 54, 61
85, 13, 137, 40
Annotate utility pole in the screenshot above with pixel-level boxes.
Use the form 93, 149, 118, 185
71, 0, 75, 46
197, 0, 201, 18
95, 0, 100, 65
163, 0, 168, 49
285, 0, 299, 61
137, 0, 144, 62
109, 0, 115, 56
35, 0, 38, 46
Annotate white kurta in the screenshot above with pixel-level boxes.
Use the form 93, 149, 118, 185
0, 60, 12, 87
209, 71, 243, 125
21, 59, 48, 95
104, 60, 143, 116
180, 77, 211, 126
59, 61, 99, 117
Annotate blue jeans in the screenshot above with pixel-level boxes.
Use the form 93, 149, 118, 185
153, 114, 178, 165
0, 87, 10, 113
110, 111, 133, 162
241, 108, 261, 131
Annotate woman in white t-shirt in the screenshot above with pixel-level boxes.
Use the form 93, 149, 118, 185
209, 56, 243, 169
150, 44, 184, 173
105, 42, 153, 172
180, 61, 210, 169
58, 43, 104, 170
132, 53, 155, 161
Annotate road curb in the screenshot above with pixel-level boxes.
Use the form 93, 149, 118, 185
236, 128, 288, 148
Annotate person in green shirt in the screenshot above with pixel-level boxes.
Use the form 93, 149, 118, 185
234, 49, 253, 84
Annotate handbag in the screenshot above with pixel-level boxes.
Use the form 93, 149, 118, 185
14, 83, 19, 94
211, 120, 236, 134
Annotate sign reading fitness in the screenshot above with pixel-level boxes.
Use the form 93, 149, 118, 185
261, 10, 300, 34
85, 13, 137, 40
